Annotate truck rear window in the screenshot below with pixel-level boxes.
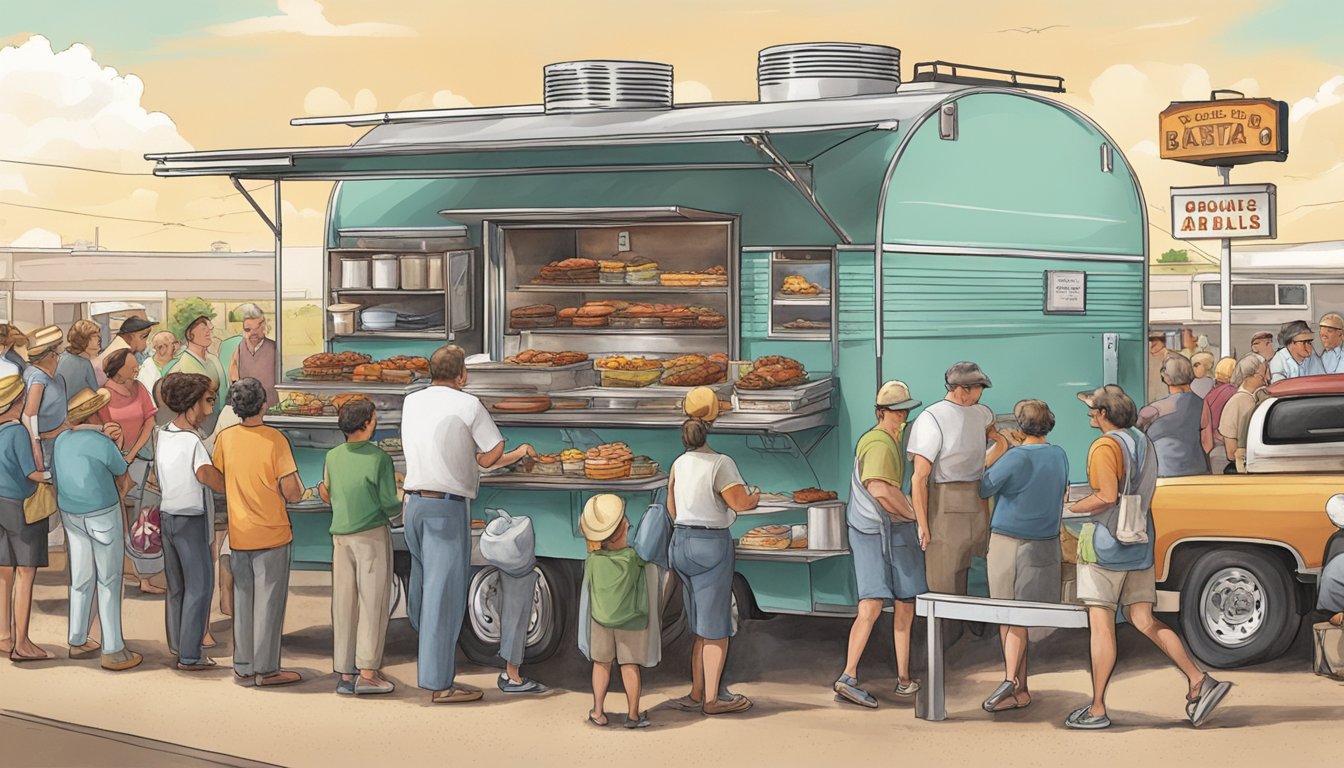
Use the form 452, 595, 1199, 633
1263, 396, 1344, 445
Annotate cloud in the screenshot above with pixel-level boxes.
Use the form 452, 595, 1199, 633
212, 0, 415, 38
281, 200, 323, 221
674, 80, 713, 104
1136, 17, 1197, 30
304, 86, 377, 115
1129, 140, 1160, 157
396, 89, 473, 111
1292, 74, 1344, 124
10, 227, 61, 248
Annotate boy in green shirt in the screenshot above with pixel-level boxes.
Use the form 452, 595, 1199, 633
318, 396, 400, 696
580, 494, 655, 728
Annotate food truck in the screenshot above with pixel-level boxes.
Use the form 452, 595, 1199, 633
149, 44, 1148, 662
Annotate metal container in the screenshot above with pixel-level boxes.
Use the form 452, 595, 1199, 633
372, 254, 399, 289
426, 253, 444, 290
339, 255, 371, 289
465, 361, 598, 392
807, 502, 847, 551
400, 253, 429, 290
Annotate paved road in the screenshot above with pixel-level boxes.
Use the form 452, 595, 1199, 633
3, 563, 1341, 768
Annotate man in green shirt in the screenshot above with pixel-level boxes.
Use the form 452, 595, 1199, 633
318, 396, 400, 696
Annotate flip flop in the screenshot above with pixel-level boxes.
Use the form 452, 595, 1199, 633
431, 687, 484, 704
587, 712, 609, 727
669, 693, 734, 711
10, 649, 55, 663
703, 694, 752, 716
1064, 705, 1111, 730
982, 680, 1020, 712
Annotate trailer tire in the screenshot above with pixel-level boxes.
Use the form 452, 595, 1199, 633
460, 559, 571, 666
1178, 547, 1299, 668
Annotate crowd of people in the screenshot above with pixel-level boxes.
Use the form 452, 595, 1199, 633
8, 309, 1337, 730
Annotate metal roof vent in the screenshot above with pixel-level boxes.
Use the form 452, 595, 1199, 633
758, 42, 901, 102
544, 60, 674, 113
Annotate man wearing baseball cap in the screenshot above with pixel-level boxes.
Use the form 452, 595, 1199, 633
1267, 320, 1319, 384
95, 316, 157, 386
1249, 331, 1275, 362
1316, 313, 1344, 375
907, 363, 1009, 605
833, 380, 926, 708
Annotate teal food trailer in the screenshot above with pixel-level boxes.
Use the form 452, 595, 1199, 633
149, 47, 1147, 663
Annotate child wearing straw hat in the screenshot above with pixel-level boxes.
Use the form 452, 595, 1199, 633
580, 493, 658, 728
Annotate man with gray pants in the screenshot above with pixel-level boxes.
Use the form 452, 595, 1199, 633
401, 346, 534, 704
212, 378, 304, 687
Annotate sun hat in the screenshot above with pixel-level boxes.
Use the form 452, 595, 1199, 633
683, 385, 720, 423
580, 494, 625, 543
875, 380, 921, 411
24, 325, 62, 357
0, 375, 23, 411
66, 388, 111, 424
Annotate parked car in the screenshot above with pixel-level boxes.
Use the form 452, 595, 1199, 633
1152, 374, 1344, 667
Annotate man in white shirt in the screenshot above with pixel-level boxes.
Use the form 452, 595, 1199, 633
907, 361, 1008, 598
400, 344, 534, 704
1316, 313, 1344, 375
1268, 320, 1319, 383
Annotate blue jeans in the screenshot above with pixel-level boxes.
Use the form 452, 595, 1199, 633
405, 494, 469, 691
63, 504, 125, 654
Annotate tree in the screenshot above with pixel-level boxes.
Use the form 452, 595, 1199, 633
1158, 249, 1190, 264
168, 297, 216, 341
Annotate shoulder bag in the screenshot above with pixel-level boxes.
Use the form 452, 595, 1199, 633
1, 422, 57, 525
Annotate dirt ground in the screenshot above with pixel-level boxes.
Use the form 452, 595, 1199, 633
2, 557, 1341, 768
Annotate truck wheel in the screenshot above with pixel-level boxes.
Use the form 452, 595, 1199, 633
1178, 547, 1299, 668
460, 559, 570, 666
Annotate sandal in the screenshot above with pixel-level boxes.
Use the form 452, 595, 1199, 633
10, 648, 55, 663
703, 693, 752, 716
587, 711, 609, 727
833, 674, 878, 709
624, 711, 651, 729
432, 687, 484, 704
982, 680, 1020, 712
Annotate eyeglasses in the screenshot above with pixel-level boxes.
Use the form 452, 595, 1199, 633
1291, 338, 1315, 346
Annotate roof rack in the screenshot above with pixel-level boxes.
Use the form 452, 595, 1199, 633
911, 61, 1065, 93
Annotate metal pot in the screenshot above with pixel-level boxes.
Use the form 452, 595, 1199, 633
339, 255, 370, 289
426, 254, 444, 290
807, 502, 847, 550
371, 254, 399, 290
400, 254, 429, 290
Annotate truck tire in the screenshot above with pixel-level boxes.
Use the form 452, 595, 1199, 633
459, 559, 572, 666
1178, 547, 1299, 668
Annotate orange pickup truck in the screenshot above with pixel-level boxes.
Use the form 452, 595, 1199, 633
1152, 375, 1343, 668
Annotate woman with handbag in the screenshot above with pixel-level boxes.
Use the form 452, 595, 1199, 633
666, 387, 759, 716
99, 348, 166, 595
0, 375, 54, 661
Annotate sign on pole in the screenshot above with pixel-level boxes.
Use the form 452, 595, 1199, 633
1159, 98, 1288, 166
1170, 183, 1277, 240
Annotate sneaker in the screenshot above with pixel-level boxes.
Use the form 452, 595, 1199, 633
893, 679, 921, 697
355, 677, 396, 695
833, 674, 878, 708
176, 657, 218, 672
1064, 705, 1111, 730
336, 679, 356, 696
497, 674, 549, 694
100, 649, 143, 672
1186, 675, 1233, 728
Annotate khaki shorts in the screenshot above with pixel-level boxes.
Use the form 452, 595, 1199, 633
987, 533, 1061, 603
590, 618, 656, 667
1075, 563, 1156, 609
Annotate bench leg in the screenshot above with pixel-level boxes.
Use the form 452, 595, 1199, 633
923, 610, 946, 721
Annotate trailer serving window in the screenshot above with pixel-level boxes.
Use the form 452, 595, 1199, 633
1201, 282, 1308, 309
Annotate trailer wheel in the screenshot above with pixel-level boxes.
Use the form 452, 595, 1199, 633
1178, 547, 1299, 668
460, 559, 570, 666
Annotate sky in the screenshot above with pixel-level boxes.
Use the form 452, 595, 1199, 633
1, 0, 1342, 269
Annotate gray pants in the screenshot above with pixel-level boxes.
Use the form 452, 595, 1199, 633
162, 513, 213, 664
405, 494, 469, 691
231, 544, 291, 677
498, 569, 537, 667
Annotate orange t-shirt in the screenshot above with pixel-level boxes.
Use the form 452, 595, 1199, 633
1085, 436, 1124, 503
212, 424, 298, 551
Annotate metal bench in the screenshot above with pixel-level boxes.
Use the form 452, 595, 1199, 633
914, 592, 1088, 721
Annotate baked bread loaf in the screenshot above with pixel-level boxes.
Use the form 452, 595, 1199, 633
352, 364, 382, 382
792, 487, 838, 504
505, 350, 589, 367
739, 524, 792, 550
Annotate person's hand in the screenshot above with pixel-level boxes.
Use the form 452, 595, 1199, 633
918, 525, 931, 552
520, 443, 538, 459
102, 423, 123, 442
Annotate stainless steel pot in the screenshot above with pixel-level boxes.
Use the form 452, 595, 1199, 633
807, 502, 847, 550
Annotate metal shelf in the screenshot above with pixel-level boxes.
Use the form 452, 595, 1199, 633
479, 472, 668, 492
333, 330, 446, 340
265, 411, 402, 428
513, 285, 729, 295
277, 379, 428, 395
513, 328, 726, 336
489, 408, 832, 434
333, 289, 446, 296
734, 547, 850, 563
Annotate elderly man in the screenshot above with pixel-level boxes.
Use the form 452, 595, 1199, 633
1316, 313, 1344, 375
1147, 330, 1183, 404
1065, 385, 1230, 730
137, 330, 179, 394
228, 303, 278, 411
1189, 352, 1216, 399
1219, 354, 1269, 474
908, 362, 1009, 601
401, 345, 534, 704
94, 316, 156, 386
1250, 331, 1275, 362
1268, 320, 1319, 384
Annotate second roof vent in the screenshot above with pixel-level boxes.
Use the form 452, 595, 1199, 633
544, 60, 674, 113
758, 42, 901, 102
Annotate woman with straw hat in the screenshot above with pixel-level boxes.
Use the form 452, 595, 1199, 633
20, 325, 69, 473
53, 387, 142, 671
666, 386, 759, 716
0, 374, 54, 661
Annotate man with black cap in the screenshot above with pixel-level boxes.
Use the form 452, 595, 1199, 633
95, 316, 156, 386
1147, 330, 1182, 404
907, 362, 1009, 603
1268, 320, 1319, 384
